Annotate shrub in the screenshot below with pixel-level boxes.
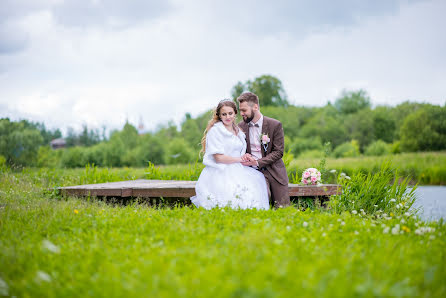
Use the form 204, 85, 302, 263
290, 137, 323, 157
333, 140, 360, 158
365, 140, 391, 156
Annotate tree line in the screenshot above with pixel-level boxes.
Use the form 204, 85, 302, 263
1, 75, 445, 168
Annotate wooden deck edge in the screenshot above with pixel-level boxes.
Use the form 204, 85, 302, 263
57, 183, 341, 198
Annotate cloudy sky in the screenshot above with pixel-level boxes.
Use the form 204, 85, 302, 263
1, 0, 445, 135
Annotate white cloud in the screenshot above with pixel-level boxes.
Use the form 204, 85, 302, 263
0, 0, 445, 135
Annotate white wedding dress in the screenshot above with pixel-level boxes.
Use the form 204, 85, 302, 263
191, 122, 269, 210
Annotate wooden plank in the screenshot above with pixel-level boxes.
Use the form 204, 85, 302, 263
58, 179, 341, 198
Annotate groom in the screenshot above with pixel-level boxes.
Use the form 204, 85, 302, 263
237, 92, 290, 208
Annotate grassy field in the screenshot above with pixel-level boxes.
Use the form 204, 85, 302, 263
287, 151, 446, 185
1, 167, 445, 297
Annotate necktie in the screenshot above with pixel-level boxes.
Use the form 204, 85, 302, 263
249, 123, 259, 127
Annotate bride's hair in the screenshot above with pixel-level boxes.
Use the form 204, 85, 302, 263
200, 99, 238, 156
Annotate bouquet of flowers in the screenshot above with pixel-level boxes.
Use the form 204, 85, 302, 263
301, 168, 322, 185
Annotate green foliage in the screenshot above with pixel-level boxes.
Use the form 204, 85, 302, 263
0, 118, 44, 166
334, 89, 371, 114
290, 137, 323, 157
299, 112, 347, 148
37, 146, 62, 167
344, 108, 375, 150
333, 140, 360, 158
329, 163, 417, 216
231, 74, 289, 107
400, 106, 446, 152
165, 138, 196, 165
365, 140, 391, 156
373, 106, 396, 143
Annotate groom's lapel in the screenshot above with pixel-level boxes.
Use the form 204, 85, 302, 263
244, 122, 251, 154
261, 117, 269, 157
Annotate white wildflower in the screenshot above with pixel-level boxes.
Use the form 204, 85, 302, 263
41, 240, 60, 254
330, 169, 337, 173
352, 210, 357, 215
286, 226, 291, 231
303, 222, 308, 227
322, 232, 327, 237
345, 176, 351, 180
374, 205, 378, 208
340, 172, 346, 177
341, 221, 345, 226
429, 235, 435, 240
383, 227, 390, 234
391, 224, 400, 235
400, 219, 406, 224
354, 231, 359, 235
404, 212, 410, 217
389, 199, 396, 203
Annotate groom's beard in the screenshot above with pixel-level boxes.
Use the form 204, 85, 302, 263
243, 113, 254, 123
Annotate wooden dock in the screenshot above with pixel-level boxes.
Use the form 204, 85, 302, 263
58, 179, 341, 198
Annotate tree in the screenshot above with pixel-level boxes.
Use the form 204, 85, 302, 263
344, 108, 375, 151
373, 106, 396, 143
334, 89, 371, 114
0, 118, 44, 166
230, 75, 290, 107
400, 106, 446, 152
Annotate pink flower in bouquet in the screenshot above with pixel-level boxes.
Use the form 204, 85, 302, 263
301, 167, 322, 185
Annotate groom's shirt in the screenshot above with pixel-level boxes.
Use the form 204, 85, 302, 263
249, 114, 263, 163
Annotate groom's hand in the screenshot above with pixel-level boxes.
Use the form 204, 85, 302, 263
241, 153, 252, 162
241, 155, 258, 166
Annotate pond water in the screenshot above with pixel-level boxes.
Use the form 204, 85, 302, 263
412, 186, 446, 221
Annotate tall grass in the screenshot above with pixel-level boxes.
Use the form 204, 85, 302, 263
1, 167, 445, 297
329, 163, 417, 215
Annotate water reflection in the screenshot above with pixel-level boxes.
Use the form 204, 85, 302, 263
412, 186, 446, 221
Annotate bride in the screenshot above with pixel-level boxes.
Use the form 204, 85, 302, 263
190, 99, 269, 210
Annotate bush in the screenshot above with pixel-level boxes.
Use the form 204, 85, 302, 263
37, 146, 62, 167
290, 137, 323, 157
333, 140, 360, 158
365, 140, 391, 156
165, 138, 196, 165
60, 147, 87, 168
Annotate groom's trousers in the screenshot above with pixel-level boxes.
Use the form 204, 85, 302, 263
261, 169, 290, 208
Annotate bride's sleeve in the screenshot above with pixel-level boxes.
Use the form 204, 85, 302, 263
205, 127, 224, 155
203, 127, 226, 170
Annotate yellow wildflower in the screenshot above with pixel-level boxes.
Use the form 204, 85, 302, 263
74, 209, 79, 214
402, 226, 411, 233
390, 212, 394, 217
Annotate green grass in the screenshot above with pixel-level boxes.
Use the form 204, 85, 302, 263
288, 151, 446, 185
1, 167, 445, 297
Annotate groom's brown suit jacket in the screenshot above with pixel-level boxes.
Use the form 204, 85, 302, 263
238, 116, 289, 186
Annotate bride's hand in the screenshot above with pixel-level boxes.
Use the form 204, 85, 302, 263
241, 153, 252, 162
